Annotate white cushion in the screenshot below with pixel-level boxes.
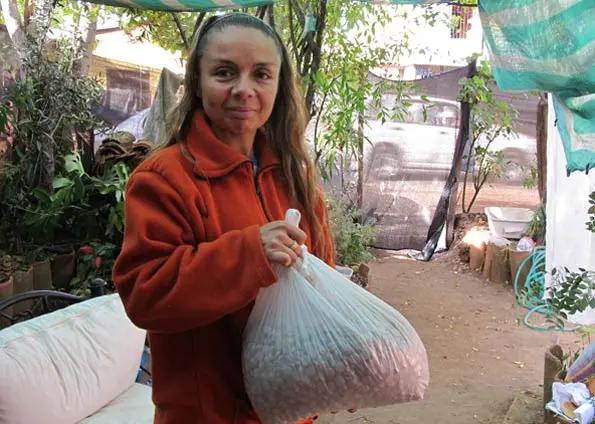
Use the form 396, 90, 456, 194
79, 383, 154, 424
0, 294, 147, 424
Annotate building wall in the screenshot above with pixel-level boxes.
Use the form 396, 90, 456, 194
371, 4, 484, 78
89, 29, 184, 105
89, 55, 163, 102
545, 96, 595, 325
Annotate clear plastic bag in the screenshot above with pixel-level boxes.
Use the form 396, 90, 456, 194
242, 210, 429, 424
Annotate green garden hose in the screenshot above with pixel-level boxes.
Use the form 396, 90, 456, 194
513, 246, 578, 332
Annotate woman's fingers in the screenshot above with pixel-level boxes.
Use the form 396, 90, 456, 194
267, 238, 300, 267
260, 221, 307, 267
278, 242, 299, 266
283, 223, 307, 245
267, 251, 292, 267
279, 233, 304, 258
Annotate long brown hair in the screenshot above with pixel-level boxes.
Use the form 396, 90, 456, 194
164, 13, 328, 258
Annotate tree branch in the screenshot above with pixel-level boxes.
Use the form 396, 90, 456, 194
461, 138, 476, 213
27, 0, 55, 42
191, 12, 207, 41
171, 13, 189, 52
266, 4, 275, 28
255, 6, 266, 19
1, 0, 26, 67
313, 78, 334, 163
287, 0, 301, 66
74, 6, 98, 76
304, 0, 328, 119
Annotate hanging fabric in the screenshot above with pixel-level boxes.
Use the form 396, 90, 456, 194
479, 0, 595, 174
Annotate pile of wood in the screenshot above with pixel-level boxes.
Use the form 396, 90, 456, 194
93, 132, 153, 177
465, 231, 532, 285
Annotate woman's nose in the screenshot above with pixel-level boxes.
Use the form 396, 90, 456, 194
232, 74, 255, 98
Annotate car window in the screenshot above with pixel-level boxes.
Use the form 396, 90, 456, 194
365, 96, 460, 128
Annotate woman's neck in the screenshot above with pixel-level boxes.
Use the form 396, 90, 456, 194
210, 124, 256, 157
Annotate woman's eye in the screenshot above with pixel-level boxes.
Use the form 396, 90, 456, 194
215, 69, 233, 78
256, 71, 272, 80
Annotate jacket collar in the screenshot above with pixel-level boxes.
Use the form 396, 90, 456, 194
185, 110, 280, 179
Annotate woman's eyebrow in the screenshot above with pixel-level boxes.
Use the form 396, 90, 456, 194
209, 58, 278, 68
208, 58, 236, 66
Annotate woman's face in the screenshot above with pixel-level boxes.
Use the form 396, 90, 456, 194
199, 26, 281, 138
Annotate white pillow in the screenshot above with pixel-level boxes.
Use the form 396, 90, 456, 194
0, 294, 146, 424
79, 383, 154, 424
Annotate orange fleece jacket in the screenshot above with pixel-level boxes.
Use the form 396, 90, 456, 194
113, 110, 334, 424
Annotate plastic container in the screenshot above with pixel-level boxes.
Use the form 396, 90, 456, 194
485, 207, 533, 240
336, 266, 354, 280
516, 237, 535, 252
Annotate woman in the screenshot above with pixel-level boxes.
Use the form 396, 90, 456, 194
113, 13, 341, 424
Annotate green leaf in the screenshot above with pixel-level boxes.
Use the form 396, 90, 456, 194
53, 188, 70, 207
64, 154, 83, 175
31, 188, 52, 205
52, 177, 73, 189
73, 177, 85, 201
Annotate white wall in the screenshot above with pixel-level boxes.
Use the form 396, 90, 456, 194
366, 4, 484, 71
545, 96, 595, 325
93, 31, 184, 75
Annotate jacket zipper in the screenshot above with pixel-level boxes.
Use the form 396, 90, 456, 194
199, 159, 275, 223
250, 163, 272, 223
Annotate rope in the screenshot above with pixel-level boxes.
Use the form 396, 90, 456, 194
513, 246, 579, 332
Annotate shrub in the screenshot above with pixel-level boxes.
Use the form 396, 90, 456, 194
326, 194, 375, 266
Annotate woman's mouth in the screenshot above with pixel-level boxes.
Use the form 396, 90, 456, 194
227, 107, 256, 119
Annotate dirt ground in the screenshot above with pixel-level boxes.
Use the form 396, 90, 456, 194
317, 255, 577, 424
460, 182, 541, 214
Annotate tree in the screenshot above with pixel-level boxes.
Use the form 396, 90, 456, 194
0, 0, 29, 67
276, 2, 443, 209
1, 0, 55, 71
457, 60, 517, 213
118, 9, 205, 54
0, 0, 102, 74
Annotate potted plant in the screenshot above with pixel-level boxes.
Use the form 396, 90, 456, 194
70, 242, 119, 297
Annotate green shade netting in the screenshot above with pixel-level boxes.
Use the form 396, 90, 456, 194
479, 0, 595, 173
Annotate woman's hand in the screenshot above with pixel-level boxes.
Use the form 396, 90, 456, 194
260, 221, 306, 267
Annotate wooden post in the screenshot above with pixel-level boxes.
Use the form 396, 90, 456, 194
490, 243, 511, 284
536, 93, 548, 203
544, 345, 564, 424
483, 241, 494, 280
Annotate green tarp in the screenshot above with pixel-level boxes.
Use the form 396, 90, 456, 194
479, 0, 595, 173
85, 0, 272, 12
367, 0, 450, 3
